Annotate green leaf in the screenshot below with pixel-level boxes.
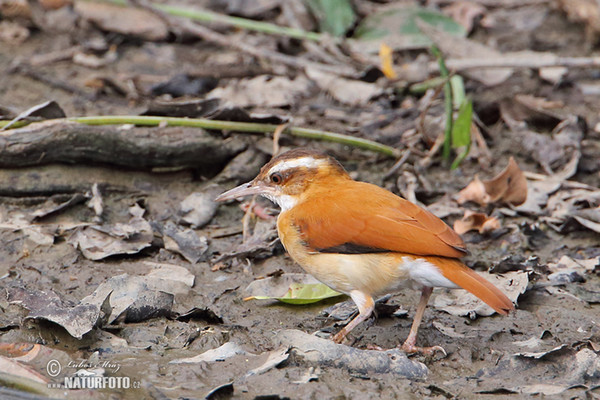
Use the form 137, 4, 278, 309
252, 283, 343, 305
306, 0, 355, 37
353, 6, 466, 52
451, 99, 473, 148
450, 98, 473, 169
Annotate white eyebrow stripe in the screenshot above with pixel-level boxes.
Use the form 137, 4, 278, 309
267, 157, 325, 175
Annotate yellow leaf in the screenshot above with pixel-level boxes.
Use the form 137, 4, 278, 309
379, 43, 397, 79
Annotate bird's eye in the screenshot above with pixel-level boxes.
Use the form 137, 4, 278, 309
270, 173, 283, 184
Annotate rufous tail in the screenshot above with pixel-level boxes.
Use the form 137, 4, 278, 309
429, 257, 515, 315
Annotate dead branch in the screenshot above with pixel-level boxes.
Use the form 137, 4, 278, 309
0, 120, 246, 169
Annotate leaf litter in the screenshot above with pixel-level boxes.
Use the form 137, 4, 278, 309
1, 0, 600, 398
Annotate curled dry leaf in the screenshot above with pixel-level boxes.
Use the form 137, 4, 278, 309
453, 210, 501, 235
457, 157, 527, 206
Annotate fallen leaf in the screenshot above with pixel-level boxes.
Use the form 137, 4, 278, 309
245, 274, 343, 305
1, 100, 66, 130
547, 255, 599, 283
208, 75, 310, 108
68, 216, 153, 260
516, 151, 580, 214
170, 342, 247, 364
84, 263, 194, 325
379, 43, 397, 79
306, 0, 355, 37
162, 222, 209, 264
29, 193, 87, 220
558, 0, 600, 42
545, 185, 600, 233
352, 5, 466, 52
305, 67, 383, 106
246, 346, 289, 376
514, 344, 567, 359
7, 284, 103, 339
442, 1, 486, 33
180, 191, 218, 228
457, 157, 528, 206
73, 1, 168, 41
433, 271, 528, 317
215, 217, 278, 262
453, 210, 501, 235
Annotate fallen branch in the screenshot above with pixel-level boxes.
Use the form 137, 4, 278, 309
0, 116, 400, 167
69, 116, 400, 157
0, 119, 247, 168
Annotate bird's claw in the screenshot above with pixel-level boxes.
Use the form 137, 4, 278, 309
400, 343, 447, 357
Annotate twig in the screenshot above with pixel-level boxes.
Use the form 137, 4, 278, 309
272, 124, 288, 156
177, 18, 356, 76
432, 47, 453, 161
429, 54, 600, 72
104, 0, 324, 42
10, 64, 95, 100
0, 116, 399, 157
384, 149, 412, 179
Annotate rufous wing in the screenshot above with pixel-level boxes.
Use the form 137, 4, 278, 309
289, 181, 467, 258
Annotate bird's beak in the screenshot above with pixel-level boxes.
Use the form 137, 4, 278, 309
215, 181, 267, 202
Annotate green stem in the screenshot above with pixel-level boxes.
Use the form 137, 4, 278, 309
101, 0, 323, 42
0, 116, 399, 157
432, 47, 453, 161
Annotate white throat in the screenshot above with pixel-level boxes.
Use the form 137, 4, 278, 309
262, 193, 298, 212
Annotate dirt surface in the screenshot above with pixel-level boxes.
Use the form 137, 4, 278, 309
0, 1, 599, 399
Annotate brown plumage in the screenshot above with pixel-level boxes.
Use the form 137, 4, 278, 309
216, 148, 514, 354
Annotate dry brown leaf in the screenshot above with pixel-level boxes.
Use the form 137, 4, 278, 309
441, 1, 486, 33
73, 1, 169, 41
457, 157, 528, 206
208, 75, 310, 108
453, 210, 501, 235
305, 67, 383, 106
558, 0, 600, 42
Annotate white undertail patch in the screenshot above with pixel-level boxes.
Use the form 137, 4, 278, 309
403, 257, 459, 289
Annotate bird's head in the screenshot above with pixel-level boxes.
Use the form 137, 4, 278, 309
215, 148, 350, 211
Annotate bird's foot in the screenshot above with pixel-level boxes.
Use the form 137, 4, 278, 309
331, 331, 347, 344
400, 342, 447, 357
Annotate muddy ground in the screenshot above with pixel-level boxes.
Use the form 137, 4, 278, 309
0, 1, 599, 399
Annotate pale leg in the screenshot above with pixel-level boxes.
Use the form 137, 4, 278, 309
332, 291, 374, 344
400, 286, 446, 355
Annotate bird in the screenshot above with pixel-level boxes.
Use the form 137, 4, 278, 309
216, 148, 514, 354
